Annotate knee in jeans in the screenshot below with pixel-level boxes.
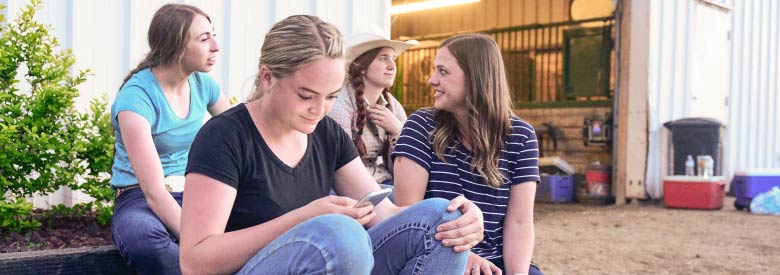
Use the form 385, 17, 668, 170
310, 214, 371, 246
412, 197, 463, 223
309, 214, 373, 267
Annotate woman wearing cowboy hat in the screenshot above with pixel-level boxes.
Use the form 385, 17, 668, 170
328, 28, 417, 191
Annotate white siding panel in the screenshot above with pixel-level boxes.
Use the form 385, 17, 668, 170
646, 0, 780, 198
225, 1, 268, 100
352, 0, 390, 32
726, 0, 780, 172
647, 0, 697, 198
71, 0, 129, 109
4, 0, 389, 106
315, 0, 350, 34
1, 0, 389, 207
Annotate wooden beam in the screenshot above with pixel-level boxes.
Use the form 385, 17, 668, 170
614, 0, 650, 203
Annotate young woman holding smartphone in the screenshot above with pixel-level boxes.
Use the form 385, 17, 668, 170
179, 15, 485, 275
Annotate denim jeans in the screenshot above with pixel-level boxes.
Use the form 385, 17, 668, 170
236, 198, 468, 275
112, 188, 183, 275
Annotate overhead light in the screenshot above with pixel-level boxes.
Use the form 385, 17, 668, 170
390, 0, 480, 15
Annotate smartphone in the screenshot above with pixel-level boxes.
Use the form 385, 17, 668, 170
352, 188, 392, 208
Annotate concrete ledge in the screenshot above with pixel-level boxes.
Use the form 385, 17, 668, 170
0, 245, 136, 275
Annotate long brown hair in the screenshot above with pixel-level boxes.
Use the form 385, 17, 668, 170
431, 34, 514, 188
347, 47, 394, 164
119, 4, 210, 89
248, 15, 343, 101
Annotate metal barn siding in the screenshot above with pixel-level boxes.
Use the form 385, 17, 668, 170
727, 0, 780, 173
646, 0, 699, 198
645, 0, 779, 199
3, 0, 389, 109
1, 0, 389, 207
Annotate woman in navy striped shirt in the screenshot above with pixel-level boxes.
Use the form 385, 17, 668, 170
393, 33, 543, 275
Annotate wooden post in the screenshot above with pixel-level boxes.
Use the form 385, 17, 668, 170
614, 0, 650, 204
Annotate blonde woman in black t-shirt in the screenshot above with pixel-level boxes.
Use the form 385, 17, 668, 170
178, 15, 486, 275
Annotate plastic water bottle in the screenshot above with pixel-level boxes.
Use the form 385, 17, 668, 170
685, 155, 695, 176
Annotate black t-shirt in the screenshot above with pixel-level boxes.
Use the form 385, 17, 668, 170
186, 104, 358, 232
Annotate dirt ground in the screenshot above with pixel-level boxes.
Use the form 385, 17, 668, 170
533, 196, 780, 275
0, 209, 112, 253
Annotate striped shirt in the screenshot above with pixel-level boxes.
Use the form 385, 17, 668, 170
391, 109, 540, 260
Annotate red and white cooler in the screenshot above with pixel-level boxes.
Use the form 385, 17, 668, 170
663, 176, 726, 210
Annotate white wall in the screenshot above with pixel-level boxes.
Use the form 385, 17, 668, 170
726, 0, 780, 174
1, 0, 390, 207
640, 0, 780, 199
4, 0, 390, 108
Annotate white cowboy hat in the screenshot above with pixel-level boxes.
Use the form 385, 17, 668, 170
345, 26, 419, 62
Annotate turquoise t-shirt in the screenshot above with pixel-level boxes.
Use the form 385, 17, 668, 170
110, 68, 221, 188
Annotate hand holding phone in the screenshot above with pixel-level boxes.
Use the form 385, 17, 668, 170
353, 188, 392, 208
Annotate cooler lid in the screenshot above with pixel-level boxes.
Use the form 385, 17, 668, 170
733, 169, 780, 176
663, 117, 723, 129
663, 176, 726, 182
539, 156, 575, 175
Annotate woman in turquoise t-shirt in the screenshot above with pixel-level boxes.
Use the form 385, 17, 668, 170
109, 4, 229, 274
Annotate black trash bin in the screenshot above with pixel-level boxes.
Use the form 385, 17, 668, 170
663, 118, 723, 176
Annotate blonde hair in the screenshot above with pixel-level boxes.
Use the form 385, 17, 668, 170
431, 33, 514, 188
248, 15, 343, 101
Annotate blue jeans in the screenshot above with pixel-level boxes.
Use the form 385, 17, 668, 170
111, 188, 182, 275
236, 198, 468, 275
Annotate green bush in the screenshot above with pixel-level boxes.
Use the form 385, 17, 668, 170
0, 0, 114, 232
0, 199, 40, 233
71, 96, 115, 226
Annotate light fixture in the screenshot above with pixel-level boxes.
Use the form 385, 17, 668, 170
390, 0, 480, 15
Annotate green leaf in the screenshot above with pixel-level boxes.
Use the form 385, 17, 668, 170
0, 0, 115, 232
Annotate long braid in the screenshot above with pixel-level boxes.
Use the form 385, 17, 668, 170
349, 61, 368, 157
348, 47, 386, 159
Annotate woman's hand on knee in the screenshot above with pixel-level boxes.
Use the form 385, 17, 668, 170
302, 196, 376, 225
464, 252, 502, 275
435, 196, 484, 252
